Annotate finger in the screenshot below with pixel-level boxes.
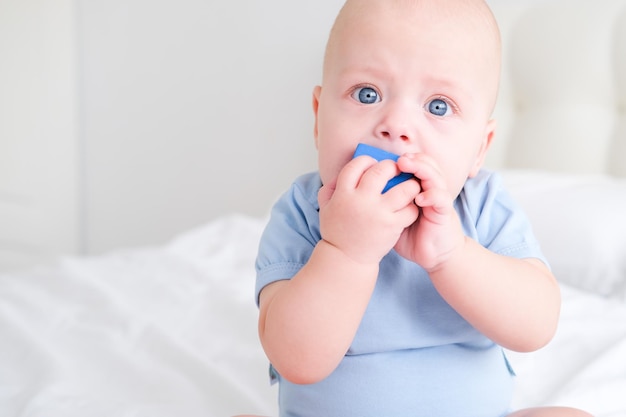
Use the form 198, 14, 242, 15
414, 188, 453, 213
383, 177, 421, 211
336, 155, 378, 191
357, 159, 400, 194
397, 153, 446, 191
396, 201, 420, 228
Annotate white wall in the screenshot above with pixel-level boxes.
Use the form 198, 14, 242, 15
0, 0, 79, 270
78, 0, 344, 253
1, 0, 345, 267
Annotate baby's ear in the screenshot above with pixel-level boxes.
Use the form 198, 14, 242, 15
469, 119, 496, 178
312, 86, 322, 149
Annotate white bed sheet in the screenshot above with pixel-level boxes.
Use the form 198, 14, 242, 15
1, 214, 625, 416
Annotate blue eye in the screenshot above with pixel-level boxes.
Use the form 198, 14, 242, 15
352, 87, 380, 104
428, 98, 450, 116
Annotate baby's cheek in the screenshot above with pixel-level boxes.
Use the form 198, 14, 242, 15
317, 161, 341, 188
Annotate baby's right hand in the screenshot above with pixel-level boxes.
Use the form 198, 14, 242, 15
317, 155, 420, 265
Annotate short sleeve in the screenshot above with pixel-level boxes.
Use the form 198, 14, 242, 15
255, 173, 323, 305
455, 170, 549, 266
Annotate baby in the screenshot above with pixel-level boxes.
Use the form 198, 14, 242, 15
248, 0, 594, 416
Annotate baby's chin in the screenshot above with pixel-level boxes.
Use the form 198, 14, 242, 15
321, 176, 339, 191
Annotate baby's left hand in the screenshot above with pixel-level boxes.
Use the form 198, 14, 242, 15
393, 153, 466, 272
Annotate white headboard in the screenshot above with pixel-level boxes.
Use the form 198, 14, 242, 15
486, 0, 626, 177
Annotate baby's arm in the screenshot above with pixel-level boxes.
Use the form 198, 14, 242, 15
395, 153, 560, 352
429, 240, 560, 352
258, 156, 420, 384
258, 241, 378, 384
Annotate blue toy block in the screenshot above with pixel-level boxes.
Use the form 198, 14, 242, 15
352, 143, 414, 193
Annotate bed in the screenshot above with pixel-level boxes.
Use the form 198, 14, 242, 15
2, 0, 626, 416
2, 199, 626, 417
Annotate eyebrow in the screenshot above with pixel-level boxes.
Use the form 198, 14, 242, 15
425, 72, 480, 100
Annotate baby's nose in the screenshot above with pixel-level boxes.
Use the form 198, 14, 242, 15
375, 101, 416, 142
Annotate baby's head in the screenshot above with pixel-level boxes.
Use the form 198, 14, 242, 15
313, 0, 502, 196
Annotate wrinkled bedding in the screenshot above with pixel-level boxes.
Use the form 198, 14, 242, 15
1, 210, 625, 416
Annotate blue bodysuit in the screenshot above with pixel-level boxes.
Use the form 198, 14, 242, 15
255, 170, 547, 417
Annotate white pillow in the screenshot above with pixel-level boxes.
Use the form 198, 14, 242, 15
501, 170, 626, 301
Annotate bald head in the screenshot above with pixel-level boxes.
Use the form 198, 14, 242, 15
322, 0, 502, 114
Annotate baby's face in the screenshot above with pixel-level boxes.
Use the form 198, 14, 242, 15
313, 0, 501, 197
